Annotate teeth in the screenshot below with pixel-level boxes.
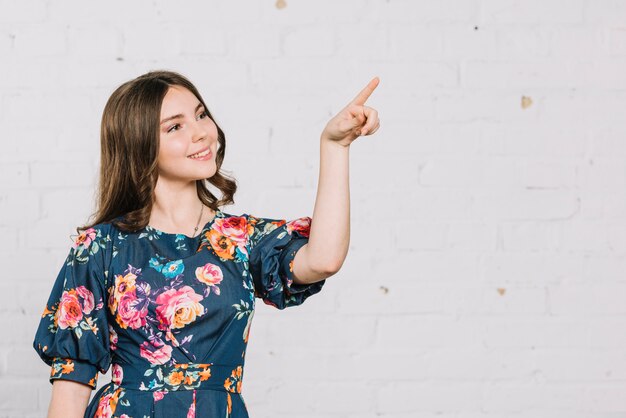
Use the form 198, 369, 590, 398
189, 149, 210, 159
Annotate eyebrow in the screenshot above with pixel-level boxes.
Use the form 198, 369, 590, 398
160, 102, 204, 125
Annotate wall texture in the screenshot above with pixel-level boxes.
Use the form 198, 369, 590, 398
1, 0, 625, 417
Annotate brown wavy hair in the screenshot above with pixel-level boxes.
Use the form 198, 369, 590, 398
76, 70, 237, 235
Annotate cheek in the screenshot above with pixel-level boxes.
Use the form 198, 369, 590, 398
205, 118, 219, 137
158, 137, 188, 162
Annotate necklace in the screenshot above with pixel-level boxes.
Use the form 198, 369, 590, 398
192, 203, 204, 237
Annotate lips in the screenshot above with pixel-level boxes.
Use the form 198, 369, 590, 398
187, 146, 210, 158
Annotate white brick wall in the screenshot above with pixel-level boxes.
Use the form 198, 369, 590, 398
1, 0, 625, 416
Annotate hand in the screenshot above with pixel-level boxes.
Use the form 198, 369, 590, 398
321, 77, 381, 147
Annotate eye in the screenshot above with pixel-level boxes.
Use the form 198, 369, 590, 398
197, 110, 208, 120
167, 123, 181, 133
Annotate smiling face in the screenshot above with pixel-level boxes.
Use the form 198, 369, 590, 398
157, 85, 218, 183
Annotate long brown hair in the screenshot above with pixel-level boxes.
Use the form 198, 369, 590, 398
76, 70, 237, 234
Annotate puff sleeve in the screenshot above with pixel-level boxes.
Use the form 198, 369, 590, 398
246, 214, 325, 309
32, 224, 113, 389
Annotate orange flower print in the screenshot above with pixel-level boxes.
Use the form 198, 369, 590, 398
206, 229, 236, 259
86, 316, 99, 335
108, 272, 137, 313
94, 388, 121, 418
223, 365, 243, 393
167, 371, 184, 386
198, 367, 212, 381
55, 289, 83, 329
41, 305, 54, 318
60, 359, 74, 374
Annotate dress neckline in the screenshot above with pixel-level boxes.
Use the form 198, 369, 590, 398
145, 209, 223, 239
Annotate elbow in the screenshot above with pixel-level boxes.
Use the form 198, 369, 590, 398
316, 259, 344, 276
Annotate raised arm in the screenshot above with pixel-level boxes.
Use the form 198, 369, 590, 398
292, 77, 381, 284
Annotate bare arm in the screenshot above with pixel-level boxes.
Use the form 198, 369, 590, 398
292, 140, 351, 284
48, 380, 92, 418
292, 77, 381, 284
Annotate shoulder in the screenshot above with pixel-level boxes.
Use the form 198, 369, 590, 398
68, 221, 116, 267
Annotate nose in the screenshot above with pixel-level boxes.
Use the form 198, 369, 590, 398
192, 119, 208, 142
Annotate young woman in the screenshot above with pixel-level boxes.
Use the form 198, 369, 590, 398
33, 70, 380, 418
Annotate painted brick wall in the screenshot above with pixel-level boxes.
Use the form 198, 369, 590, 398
1, 0, 625, 417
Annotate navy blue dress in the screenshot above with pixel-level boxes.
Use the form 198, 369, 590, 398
32, 210, 325, 417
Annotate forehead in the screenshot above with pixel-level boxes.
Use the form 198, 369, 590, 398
160, 85, 200, 114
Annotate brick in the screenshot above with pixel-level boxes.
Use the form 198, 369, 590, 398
447, 221, 497, 251
0, 0, 46, 23
471, 190, 579, 220
283, 26, 335, 57
483, 382, 585, 412
13, 24, 67, 57
549, 284, 626, 315
0, 190, 39, 224
375, 0, 475, 23
499, 221, 561, 252
66, 23, 120, 59
481, 0, 583, 24
0, 163, 29, 188
377, 381, 482, 413
483, 254, 585, 284
495, 27, 551, 59
482, 317, 588, 348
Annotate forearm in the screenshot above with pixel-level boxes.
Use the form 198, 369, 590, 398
48, 380, 91, 418
291, 77, 378, 285
304, 137, 351, 274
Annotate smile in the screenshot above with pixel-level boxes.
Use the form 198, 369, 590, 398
188, 149, 211, 160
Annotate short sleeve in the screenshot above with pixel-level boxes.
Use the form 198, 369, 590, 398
32, 224, 113, 389
246, 214, 325, 310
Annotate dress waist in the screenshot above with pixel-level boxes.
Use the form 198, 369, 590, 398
112, 361, 243, 393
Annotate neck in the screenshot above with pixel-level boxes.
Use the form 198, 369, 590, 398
150, 178, 212, 231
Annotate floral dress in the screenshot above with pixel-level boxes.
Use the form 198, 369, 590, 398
32, 210, 325, 418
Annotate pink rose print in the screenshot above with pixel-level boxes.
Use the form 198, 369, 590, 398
116, 292, 147, 329
94, 389, 119, 418
286, 217, 311, 237
75, 285, 95, 314
187, 390, 196, 418
213, 216, 248, 257
195, 263, 223, 294
154, 390, 167, 402
155, 286, 205, 330
139, 339, 173, 365
109, 324, 118, 351
72, 227, 96, 250
213, 217, 247, 245
111, 363, 123, 385
55, 289, 83, 329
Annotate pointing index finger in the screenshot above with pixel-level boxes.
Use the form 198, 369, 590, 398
350, 76, 380, 106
